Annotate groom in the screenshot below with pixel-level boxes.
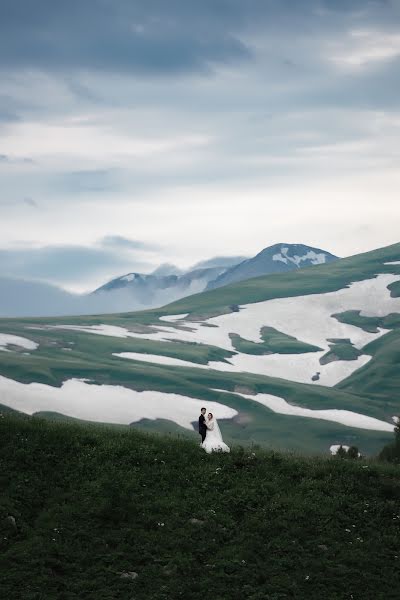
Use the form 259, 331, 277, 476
198, 407, 207, 443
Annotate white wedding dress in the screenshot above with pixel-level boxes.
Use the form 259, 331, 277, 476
201, 418, 230, 454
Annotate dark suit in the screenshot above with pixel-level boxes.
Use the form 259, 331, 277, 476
198, 414, 207, 442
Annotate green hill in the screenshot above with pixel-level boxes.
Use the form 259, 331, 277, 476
0, 242, 399, 455
1, 412, 400, 600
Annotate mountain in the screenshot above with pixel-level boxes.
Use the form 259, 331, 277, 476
92, 266, 229, 309
207, 243, 339, 290
0, 242, 399, 455
0, 258, 244, 318
0, 277, 82, 318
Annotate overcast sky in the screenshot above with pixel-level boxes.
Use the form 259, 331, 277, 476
1, 0, 400, 292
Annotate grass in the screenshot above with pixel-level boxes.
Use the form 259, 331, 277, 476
338, 328, 400, 408
320, 339, 361, 365
332, 310, 400, 334
0, 242, 399, 454
230, 326, 321, 355
1, 412, 400, 600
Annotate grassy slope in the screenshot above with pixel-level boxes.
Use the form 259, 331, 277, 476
0, 327, 394, 455
1, 413, 400, 600
159, 242, 400, 316
0, 242, 399, 454
230, 326, 321, 355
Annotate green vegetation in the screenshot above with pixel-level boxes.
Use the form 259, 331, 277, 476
332, 310, 400, 333
0, 242, 399, 454
230, 326, 321, 355
379, 420, 400, 464
1, 413, 400, 600
158, 242, 400, 316
338, 328, 400, 413
388, 280, 400, 298
320, 339, 361, 365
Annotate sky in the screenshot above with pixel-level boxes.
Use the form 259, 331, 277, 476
0, 0, 400, 292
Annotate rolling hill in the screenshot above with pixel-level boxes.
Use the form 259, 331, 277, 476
0, 242, 399, 455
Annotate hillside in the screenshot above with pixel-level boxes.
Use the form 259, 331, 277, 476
1, 412, 400, 600
0, 242, 399, 455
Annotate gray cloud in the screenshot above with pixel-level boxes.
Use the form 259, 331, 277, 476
0, 0, 399, 286
100, 235, 158, 251
0, 240, 156, 290
22, 197, 38, 207
54, 169, 119, 193
0, 0, 252, 76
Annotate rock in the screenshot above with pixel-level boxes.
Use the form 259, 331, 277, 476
119, 571, 138, 580
189, 518, 204, 525
234, 413, 253, 426
4, 516, 16, 528
311, 372, 320, 381
234, 385, 256, 395
318, 544, 328, 551
163, 565, 177, 576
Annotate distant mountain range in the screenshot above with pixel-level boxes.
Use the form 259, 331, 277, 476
207, 244, 338, 290
0, 244, 338, 317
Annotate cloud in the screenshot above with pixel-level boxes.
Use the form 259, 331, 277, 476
0, 239, 158, 292
22, 197, 38, 207
100, 235, 158, 251
0, 0, 399, 286
54, 169, 118, 193
0, 0, 251, 76
327, 29, 400, 70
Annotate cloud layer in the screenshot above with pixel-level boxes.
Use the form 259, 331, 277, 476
0, 1, 400, 290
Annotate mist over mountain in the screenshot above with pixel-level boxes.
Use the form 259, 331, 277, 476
0, 245, 337, 318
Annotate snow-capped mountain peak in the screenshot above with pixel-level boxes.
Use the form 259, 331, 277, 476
207, 243, 339, 290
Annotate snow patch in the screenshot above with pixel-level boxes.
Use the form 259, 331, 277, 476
273, 247, 327, 268
272, 253, 288, 265
0, 376, 237, 430
121, 273, 136, 282
50, 324, 173, 339
114, 352, 209, 369
232, 390, 394, 432
49, 274, 400, 387
159, 313, 189, 322
385, 261, 400, 266
0, 334, 38, 351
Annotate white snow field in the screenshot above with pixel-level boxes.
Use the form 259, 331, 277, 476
272, 248, 328, 266
53, 274, 400, 386
48, 324, 174, 338
0, 334, 38, 352
113, 352, 210, 369
0, 376, 237, 430
216, 389, 394, 432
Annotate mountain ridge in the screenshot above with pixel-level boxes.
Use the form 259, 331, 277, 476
207, 243, 339, 290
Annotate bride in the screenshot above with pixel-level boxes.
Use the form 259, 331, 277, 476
201, 412, 230, 454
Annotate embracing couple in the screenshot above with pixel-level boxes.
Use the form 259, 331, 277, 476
198, 407, 230, 454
